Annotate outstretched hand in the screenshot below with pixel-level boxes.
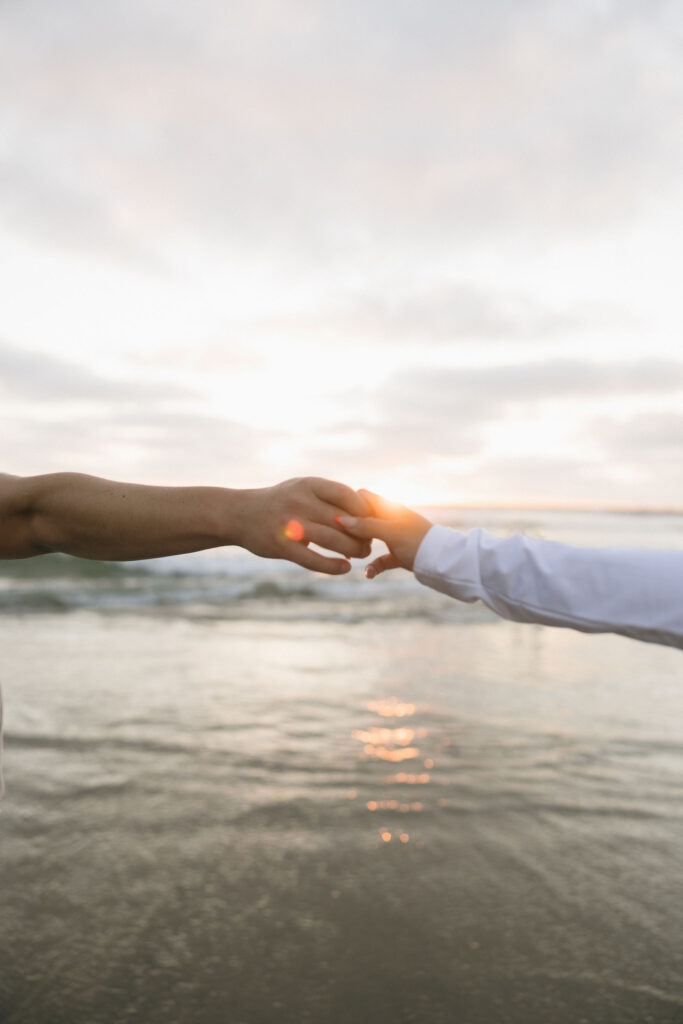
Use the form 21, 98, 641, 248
237, 477, 373, 575
336, 489, 433, 578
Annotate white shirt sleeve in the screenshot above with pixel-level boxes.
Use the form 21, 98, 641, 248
413, 524, 683, 650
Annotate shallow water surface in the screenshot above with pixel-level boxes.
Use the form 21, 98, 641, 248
1, 511, 682, 1023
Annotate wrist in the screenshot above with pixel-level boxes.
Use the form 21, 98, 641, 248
213, 486, 262, 549
405, 516, 433, 570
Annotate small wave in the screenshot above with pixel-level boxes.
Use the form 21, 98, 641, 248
4, 731, 195, 757
0, 553, 151, 580
242, 580, 318, 600
0, 590, 75, 612
60, 778, 132, 800
0, 569, 498, 624
228, 797, 327, 828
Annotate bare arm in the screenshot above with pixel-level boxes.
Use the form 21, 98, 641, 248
0, 472, 371, 573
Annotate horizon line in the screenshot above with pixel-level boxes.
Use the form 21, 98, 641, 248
415, 501, 683, 515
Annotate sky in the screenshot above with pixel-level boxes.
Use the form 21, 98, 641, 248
1, 0, 683, 508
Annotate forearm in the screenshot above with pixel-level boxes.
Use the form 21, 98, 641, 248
414, 524, 683, 649
19, 473, 248, 561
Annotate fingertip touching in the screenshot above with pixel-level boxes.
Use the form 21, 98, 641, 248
356, 488, 383, 517
334, 515, 379, 539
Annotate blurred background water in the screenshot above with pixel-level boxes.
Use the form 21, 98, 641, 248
1, 509, 682, 1024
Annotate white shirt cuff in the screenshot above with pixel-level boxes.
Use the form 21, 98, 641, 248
413, 524, 473, 599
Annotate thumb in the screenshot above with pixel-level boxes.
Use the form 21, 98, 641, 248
365, 551, 401, 579
335, 514, 387, 540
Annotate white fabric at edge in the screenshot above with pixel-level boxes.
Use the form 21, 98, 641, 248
413, 524, 683, 650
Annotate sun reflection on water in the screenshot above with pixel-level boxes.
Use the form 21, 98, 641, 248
353, 695, 435, 847
366, 800, 423, 812
366, 699, 416, 718
352, 726, 422, 746
383, 772, 430, 784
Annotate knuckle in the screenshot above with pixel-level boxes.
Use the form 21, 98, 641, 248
286, 477, 305, 496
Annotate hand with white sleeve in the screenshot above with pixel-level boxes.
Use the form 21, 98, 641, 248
336, 489, 433, 578
338, 488, 683, 649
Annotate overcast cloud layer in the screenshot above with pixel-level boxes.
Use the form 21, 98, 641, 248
1, 0, 682, 506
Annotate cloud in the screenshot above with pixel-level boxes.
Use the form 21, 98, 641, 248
452, 453, 610, 506
0, 157, 166, 271
374, 357, 683, 452
108, 408, 277, 481
0, 338, 272, 484
1, 405, 274, 485
1, 0, 683, 267
5, 344, 683, 505
0, 338, 193, 403
447, 449, 683, 508
586, 412, 683, 460
2, 0, 683, 508
238, 285, 627, 347
127, 345, 264, 372
516, 408, 683, 506
301, 358, 683, 478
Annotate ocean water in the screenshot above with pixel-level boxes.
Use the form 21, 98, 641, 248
0, 509, 682, 1024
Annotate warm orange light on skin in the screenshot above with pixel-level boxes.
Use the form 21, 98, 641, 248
284, 518, 305, 541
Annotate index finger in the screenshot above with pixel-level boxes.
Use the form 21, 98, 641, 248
357, 488, 406, 520
310, 478, 371, 517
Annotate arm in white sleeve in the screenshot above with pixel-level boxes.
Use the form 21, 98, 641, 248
413, 524, 683, 650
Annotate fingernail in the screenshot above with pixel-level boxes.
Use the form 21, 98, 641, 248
335, 515, 356, 528
365, 566, 376, 579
